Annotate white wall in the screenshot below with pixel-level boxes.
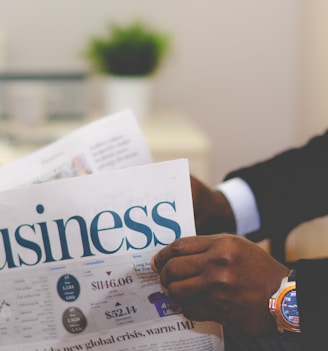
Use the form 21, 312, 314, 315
298, 0, 328, 142
0, 0, 308, 185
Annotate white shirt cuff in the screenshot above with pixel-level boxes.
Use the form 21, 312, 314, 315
216, 177, 261, 235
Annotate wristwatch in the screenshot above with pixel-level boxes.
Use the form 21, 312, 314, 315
269, 269, 301, 334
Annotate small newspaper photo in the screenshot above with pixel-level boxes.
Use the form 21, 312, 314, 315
0, 110, 224, 351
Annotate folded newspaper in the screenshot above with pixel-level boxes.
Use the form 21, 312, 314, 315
0, 110, 224, 351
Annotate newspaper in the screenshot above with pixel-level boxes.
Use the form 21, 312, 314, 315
0, 109, 153, 191
0, 110, 224, 350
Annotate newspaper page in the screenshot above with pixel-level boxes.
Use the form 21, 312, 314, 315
0, 109, 153, 191
0, 158, 224, 351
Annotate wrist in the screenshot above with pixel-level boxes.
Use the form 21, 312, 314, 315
196, 190, 236, 235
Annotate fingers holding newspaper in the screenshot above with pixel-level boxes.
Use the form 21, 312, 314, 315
151, 233, 289, 337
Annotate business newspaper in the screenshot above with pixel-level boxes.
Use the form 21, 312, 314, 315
0, 111, 224, 350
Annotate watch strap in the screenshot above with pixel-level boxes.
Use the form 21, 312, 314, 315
288, 268, 296, 282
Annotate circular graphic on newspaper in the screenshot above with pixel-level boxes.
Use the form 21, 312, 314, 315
57, 274, 80, 302
62, 306, 87, 334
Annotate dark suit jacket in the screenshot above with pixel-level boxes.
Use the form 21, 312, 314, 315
225, 129, 328, 240
224, 130, 328, 349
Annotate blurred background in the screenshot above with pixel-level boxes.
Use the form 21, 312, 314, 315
0, 0, 327, 188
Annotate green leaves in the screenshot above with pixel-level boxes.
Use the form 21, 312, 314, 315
84, 21, 170, 76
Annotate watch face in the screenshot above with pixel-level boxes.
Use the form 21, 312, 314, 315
281, 289, 299, 326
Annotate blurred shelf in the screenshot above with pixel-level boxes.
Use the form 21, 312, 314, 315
0, 71, 88, 81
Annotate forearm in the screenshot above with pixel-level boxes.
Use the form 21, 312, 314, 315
225, 130, 328, 238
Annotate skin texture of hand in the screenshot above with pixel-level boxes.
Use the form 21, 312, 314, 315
190, 176, 236, 235
151, 234, 289, 337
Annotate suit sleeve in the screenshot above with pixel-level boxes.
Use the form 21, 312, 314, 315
296, 258, 328, 349
224, 130, 328, 239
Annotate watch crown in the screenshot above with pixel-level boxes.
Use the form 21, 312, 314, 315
268, 298, 276, 311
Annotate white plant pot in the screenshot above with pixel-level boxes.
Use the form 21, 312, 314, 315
104, 76, 152, 123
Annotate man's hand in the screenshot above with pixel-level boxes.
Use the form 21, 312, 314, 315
190, 176, 236, 234
151, 234, 289, 336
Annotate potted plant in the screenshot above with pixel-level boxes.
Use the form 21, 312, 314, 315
83, 21, 170, 122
